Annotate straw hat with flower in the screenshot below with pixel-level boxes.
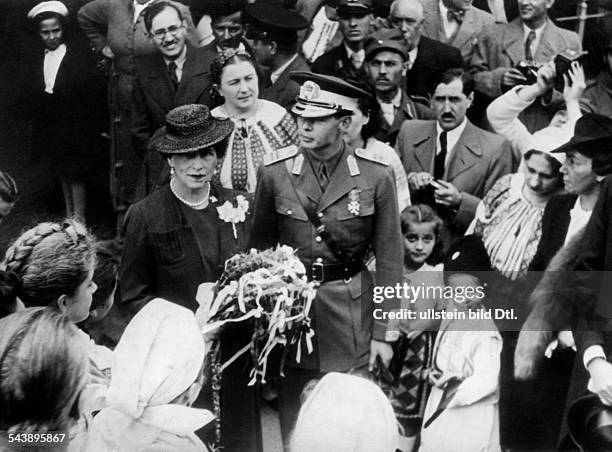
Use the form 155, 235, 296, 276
149, 104, 234, 155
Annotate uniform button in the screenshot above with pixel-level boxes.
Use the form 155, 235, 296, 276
315, 236, 322, 243
287, 209, 293, 215
317, 212, 323, 218
316, 257, 323, 263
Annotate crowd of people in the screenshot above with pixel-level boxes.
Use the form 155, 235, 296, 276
5, 0, 612, 451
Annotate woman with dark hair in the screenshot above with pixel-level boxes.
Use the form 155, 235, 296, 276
343, 84, 411, 211
120, 104, 261, 452
22, 1, 104, 221
210, 49, 297, 194
0, 308, 89, 449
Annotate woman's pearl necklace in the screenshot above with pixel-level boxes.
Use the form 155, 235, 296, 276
170, 178, 210, 209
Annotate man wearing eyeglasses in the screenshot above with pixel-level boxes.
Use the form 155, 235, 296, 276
131, 1, 216, 198
311, 0, 373, 85
388, 0, 463, 101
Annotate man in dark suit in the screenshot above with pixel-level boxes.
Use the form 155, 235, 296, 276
132, 1, 216, 197
249, 72, 403, 444
395, 67, 512, 241
246, 2, 310, 111
388, 0, 464, 101
364, 27, 434, 146
311, 0, 373, 84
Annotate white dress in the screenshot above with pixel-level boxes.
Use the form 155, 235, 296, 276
420, 314, 502, 452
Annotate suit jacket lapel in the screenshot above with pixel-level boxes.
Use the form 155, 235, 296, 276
144, 54, 175, 111
502, 19, 525, 65
317, 146, 357, 212
452, 8, 476, 51
446, 121, 481, 181
175, 45, 209, 102
413, 122, 436, 172
535, 20, 558, 62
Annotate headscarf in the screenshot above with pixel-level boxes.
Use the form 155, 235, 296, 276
85, 299, 213, 452
290, 372, 399, 452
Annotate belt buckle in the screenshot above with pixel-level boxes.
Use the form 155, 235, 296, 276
312, 262, 324, 282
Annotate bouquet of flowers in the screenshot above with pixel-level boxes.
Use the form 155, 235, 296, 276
196, 245, 318, 385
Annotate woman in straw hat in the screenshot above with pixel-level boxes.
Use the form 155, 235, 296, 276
120, 104, 261, 451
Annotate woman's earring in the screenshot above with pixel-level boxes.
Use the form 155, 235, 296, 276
170, 167, 175, 177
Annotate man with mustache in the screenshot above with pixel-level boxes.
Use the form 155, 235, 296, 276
364, 27, 434, 146
249, 71, 403, 446
131, 1, 216, 198
469, 0, 582, 132
395, 67, 513, 246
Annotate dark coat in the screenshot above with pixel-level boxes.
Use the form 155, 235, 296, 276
311, 42, 369, 84
373, 88, 435, 147
529, 193, 578, 272
120, 183, 249, 312
131, 44, 216, 198
248, 143, 403, 372
260, 54, 311, 112
405, 36, 464, 101
21, 41, 105, 179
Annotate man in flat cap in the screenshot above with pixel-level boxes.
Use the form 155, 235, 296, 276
246, 2, 310, 111
249, 71, 403, 443
364, 27, 434, 146
311, 0, 373, 84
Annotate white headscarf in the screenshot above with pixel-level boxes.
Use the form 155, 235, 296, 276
290, 372, 399, 452
85, 299, 213, 452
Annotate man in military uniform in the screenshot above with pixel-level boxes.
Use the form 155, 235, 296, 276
249, 72, 403, 442
246, 1, 311, 111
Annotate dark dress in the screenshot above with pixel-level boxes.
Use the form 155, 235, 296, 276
120, 183, 261, 452
21, 41, 105, 182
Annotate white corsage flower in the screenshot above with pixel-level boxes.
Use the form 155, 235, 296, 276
217, 195, 249, 239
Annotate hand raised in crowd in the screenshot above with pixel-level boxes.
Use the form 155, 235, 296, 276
587, 358, 612, 405
563, 61, 586, 104
535, 61, 556, 94
433, 180, 462, 209
501, 68, 528, 89
407, 171, 433, 191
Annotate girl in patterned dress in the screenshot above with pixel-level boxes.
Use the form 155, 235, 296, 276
386, 205, 445, 451
211, 49, 298, 194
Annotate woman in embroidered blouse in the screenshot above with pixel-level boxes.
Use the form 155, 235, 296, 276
210, 49, 298, 194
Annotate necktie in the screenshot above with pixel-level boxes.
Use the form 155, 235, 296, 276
525, 30, 536, 62
434, 131, 447, 180
318, 162, 329, 191
167, 61, 179, 90
351, 50, 364, 69
447, 9, 464, 24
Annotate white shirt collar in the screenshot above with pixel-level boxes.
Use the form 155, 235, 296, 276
344, 43, 365, 62
522, 21, 546, 44
270, 54, 298, 84
133, 0, 153, 23
407, 47, 418, 69
435, 117, 468, 164
439, 0, 460, 39
43, 43, 67, 94
163, 45, 187, 73
378, 89, 402, 107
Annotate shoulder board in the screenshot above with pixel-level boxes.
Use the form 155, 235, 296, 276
355, 148, 389, 166
263, 145, 298, 166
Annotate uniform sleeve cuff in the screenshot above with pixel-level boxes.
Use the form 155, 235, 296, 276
584, 345, 607, 369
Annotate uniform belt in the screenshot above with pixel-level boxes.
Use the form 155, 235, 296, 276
307, 259, 363, 283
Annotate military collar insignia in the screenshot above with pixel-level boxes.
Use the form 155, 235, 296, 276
348, 189, 361, 216
347, 154, 360, 176
291, 154, 304, 175
263, 145, 299, 166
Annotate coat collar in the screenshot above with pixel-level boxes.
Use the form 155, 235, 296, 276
502, 18, 557, 64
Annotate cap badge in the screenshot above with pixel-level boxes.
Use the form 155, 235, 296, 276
348, 189, 361, 216
451, 251, 460, 260
378, 40, 383, 44
300, 81, 320, 101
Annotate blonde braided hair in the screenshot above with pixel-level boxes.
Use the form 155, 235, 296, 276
1, 219, 96, 308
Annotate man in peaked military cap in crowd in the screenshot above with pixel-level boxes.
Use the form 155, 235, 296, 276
246, 1, 311, 111
248, 71, 403, 442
